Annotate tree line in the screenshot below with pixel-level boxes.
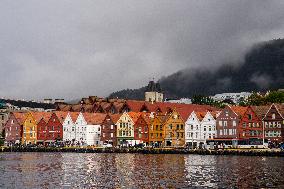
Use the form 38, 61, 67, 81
192, 90, 284, 108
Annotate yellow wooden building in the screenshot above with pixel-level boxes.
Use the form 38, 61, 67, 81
163, 110, 185, 147
149, 114, 166, 147
22, 112, 41, 145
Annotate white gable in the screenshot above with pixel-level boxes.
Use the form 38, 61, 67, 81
186, 111, 201, 125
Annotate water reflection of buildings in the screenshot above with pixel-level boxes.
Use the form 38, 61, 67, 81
115, 154, 136, 188
61, 153, 102, 188
131, 154, 186, 188
184, 155, 218, 188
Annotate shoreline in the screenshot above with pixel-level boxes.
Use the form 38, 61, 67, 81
1, 147, 284, 157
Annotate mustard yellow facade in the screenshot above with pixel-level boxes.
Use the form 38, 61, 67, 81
149, 115, 166, 147
22, 112, 37, 145
164, 110, 185, 147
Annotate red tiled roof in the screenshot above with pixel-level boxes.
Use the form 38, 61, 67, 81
13, 112, 27, 125
275, 104, 284, 118
31, 112, 52, 124
230, 106, 248, 117
110, 114, 122, 123
54, 111, 69, 124
127, 112, 142, 124
69, 112, 80, 122
195, 111, 206, 122
251, 105, 270, 119
126, 100, 145, 112
83, 113, 107, 125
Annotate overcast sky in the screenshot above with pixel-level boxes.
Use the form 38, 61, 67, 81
1, 0, 284, 100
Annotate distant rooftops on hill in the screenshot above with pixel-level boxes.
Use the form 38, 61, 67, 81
0, 98, 56, 110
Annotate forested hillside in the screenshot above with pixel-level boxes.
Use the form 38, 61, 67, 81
109, 39, 284, 100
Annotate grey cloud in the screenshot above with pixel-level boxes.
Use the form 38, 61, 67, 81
250, 73, 272, 89
0, 0, 284, 100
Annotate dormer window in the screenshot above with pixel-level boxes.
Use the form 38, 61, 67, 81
248, 114, 252, 120
272, 114, 276, 119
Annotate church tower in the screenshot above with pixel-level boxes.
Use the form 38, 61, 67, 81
145, 80, 163, 103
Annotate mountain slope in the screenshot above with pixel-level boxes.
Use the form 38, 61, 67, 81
109, 39, 284, 100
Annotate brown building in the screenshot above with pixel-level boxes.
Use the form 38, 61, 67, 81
216, 105, 264, 145
101, 114, 119, 146
4, 112, 26, 145
164, 110, 185, 147
149, 114, 166, 147
254, 104, 284, 143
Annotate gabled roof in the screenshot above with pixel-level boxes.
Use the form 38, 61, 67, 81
68, 112, 80, 123
42, 112, 52, 122
229, 106, 248, 117
110, 114, 122, 124
101, 102, 112, 112
54, 111, 69, 124
125, 100, 145, 112
71, 104, 82, 112
83, 113, 107, 125
113, 102, 124, 112
275, 104, 284, 118
13, 112, 27, 125
31, 112, 52, 124
210, 111, 221, 119
156, 114, 169, 124
82, 104, 94, 112
57, 104, 72, 111
127, 112, 142, 124
195, 111, 206, 122
140, 112, 152, 124
143, 102, 160, 112
251, 105, 270, 120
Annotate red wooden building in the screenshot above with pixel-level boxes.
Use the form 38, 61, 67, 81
36, 112, 67, 144
128, 112, 150, 145
216, 105, 263, 144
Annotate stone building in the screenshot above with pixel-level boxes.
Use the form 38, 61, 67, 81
145, 80, 163, 103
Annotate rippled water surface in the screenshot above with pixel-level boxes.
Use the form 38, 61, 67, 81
0, 152, 284, 188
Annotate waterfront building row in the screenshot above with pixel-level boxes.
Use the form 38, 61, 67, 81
4, 102, 284, 147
